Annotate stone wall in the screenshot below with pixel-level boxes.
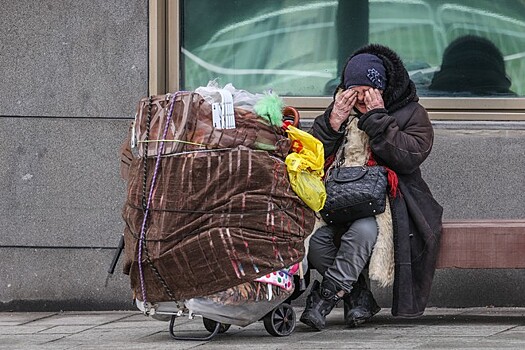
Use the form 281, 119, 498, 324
0, 0, 148, 311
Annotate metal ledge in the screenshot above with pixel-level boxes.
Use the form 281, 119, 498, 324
432, 120, 525, 130
300, 119, 525, 131
284, 97, 525, 121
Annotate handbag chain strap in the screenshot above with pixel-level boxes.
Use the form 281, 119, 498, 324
333, 136, 346, 169
328, 116, 367, 177
330, 118, 354, 171
325, 129, 347, 180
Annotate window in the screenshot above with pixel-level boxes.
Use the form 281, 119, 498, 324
151, 0, 525, 120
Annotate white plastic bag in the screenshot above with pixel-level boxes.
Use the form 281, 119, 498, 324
195, 80, 264, 112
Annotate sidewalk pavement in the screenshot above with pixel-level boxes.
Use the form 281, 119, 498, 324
2, 307, 525, 350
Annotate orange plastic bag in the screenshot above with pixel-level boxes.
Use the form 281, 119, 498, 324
284, 125, 326, 212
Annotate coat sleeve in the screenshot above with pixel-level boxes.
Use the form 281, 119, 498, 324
357, 104, 433, 174
311, 104, 346, 158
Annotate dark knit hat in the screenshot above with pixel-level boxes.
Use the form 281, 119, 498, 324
343, 53, 387, 89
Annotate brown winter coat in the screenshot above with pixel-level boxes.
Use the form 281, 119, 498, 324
313, 44, 443, 317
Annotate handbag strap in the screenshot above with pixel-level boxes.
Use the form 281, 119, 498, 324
330, 117, 356, 171
325, 128, 348, 180
333, 138, 346, 168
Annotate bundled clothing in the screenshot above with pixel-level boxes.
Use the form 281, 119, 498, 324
312, 44, 443, 317
122, 92, 316, 302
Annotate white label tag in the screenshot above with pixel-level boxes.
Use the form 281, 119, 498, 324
212, 103, 222, 129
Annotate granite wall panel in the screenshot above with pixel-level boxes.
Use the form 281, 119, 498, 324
0, 0, 148, 118
0, 118, 131, 247
423, 128, 525, 220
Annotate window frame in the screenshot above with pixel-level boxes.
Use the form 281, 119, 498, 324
149, 0, 525, 121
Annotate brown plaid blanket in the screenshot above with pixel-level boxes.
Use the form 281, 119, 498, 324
121, 92, 315, 301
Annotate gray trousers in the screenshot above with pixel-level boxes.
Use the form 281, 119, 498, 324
308, 217, 378, 292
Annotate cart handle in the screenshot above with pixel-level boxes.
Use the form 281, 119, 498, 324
283, 106, 300, 127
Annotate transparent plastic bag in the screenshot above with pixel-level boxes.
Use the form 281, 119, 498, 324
195, 80, 264, 112
284, 125, 326, 211
184, 282, 291, 327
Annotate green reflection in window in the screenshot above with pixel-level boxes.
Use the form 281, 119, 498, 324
181, 0, 525, 97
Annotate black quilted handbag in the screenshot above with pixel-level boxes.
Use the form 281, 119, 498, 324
320, 166, 388, 225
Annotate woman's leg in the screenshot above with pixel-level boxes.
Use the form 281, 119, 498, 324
324, 216, 378, 292
307, 224, 341, 275
300, 224, 341, 330
301, 217, 378, 330
343, 271, 381, 327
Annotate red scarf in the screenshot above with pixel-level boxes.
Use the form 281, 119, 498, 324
367, 151, 399, 198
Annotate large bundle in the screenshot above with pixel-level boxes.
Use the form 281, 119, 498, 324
121, 91, 315, 302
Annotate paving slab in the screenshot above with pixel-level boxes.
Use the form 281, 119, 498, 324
1, 308, 524, 350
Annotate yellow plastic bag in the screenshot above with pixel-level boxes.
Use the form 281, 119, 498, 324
284, 125, 326, 212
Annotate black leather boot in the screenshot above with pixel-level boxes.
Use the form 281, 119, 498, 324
343, 274, 381, 327
299, 279, 341, 331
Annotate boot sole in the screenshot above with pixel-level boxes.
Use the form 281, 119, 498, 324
346, 306, 381, 328
299, 313, 324, 331
347, 318, 365, 328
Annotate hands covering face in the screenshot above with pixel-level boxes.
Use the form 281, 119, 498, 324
330, 89, 357, 130
330, 87, 385, 130
363, 88, 385, 112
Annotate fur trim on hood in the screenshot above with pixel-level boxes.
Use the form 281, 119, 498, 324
334, 44, 418, 113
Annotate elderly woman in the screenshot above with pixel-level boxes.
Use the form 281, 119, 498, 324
300, 44, 443, 331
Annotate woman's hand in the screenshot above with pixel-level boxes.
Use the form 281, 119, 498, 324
330, 89, 356, 131
364, 88, 385, 111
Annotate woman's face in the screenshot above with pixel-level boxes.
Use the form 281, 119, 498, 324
349, 85, 383, 114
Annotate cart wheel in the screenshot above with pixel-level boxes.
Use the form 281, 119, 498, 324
203, 317, 230, 334
263, 303, 296, 337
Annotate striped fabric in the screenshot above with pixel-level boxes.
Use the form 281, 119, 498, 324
121, 93, 315, 301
